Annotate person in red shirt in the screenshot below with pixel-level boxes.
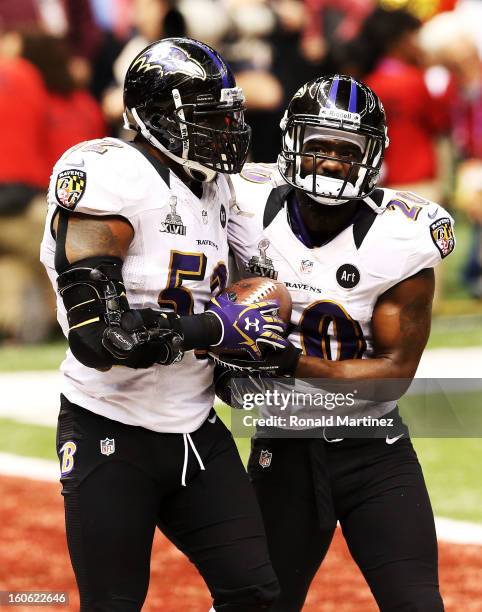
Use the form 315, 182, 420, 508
345, 8, 450, 200
0, 49, 52, 342
0, 55, 49, 190
20, 32, 106, 170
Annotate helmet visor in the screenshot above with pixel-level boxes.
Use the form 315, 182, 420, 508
279, 115, 385, 202
176, 103, 251, 174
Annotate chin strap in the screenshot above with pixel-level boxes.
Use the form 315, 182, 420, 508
128, 107, 217, 183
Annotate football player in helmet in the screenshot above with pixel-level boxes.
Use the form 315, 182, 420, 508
123, 37, 251, 182
220, 75, 454, 610
40, 38, 293, 611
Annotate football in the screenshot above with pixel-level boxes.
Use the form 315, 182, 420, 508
220, 277, 292, 324
208, 277, 292, 359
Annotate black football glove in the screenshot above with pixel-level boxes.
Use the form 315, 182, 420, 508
102, 309, 184, 366
209, 341, 301, 377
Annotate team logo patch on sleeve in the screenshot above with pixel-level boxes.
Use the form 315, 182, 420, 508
429, 217, 455, 258
55, 169, 87, 210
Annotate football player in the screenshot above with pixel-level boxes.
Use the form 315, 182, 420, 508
40, 38, 292, 611
221, 75, 454, 610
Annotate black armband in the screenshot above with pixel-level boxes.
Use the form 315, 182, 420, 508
174, 312, 222, 351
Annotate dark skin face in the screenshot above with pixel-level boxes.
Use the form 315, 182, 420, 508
296, 138, 364, 244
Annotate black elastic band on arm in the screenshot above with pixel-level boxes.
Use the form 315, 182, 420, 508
177, 312, 222, 351
55, 208, 70, 273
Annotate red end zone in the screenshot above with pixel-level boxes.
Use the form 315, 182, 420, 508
0, 476, 481, 611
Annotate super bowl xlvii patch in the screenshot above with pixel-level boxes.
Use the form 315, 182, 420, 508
259, 449, 272, 468
160, 196, 186, 235
55, 169, 87, 210
100, 438, 115, 456
246, 239, 278, 279
430, 217, 455, 258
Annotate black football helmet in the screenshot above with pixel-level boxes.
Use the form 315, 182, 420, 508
278, 75, 389, 205
124, 37, 251, 181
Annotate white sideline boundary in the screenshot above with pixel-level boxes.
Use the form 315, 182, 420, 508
1, 346, 482, 428
0, 452, 481, 546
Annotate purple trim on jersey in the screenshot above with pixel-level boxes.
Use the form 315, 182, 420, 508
287, 193, 314, 248
198, 42, 230, 88
348, 78, 357, 113
327, 77, 340, 107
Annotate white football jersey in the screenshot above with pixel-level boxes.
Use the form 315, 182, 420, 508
228, 163, 456, 418
40, 138, 232, 433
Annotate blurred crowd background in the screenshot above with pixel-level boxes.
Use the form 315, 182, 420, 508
0, 0, 481, 344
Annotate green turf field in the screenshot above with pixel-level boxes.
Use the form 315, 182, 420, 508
1, 312, 482, 373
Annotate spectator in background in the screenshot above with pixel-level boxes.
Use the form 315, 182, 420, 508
102, 0, 185, 127
345, 7, 450, 203
421, 11, 482, 298
301, 0, 373, 63
222, 0, 284, 161
21, 32, 106, 169
0, 37, 51, 342
0, 29, 106, 343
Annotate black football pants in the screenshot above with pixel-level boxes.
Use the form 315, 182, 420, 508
57, 395, 279, 612
248, 433, 444, 612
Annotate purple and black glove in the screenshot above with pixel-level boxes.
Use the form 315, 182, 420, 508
206, 293, 300, 376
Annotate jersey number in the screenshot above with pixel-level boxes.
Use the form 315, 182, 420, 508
299, 300, 366, 360
158, 250, 227, 315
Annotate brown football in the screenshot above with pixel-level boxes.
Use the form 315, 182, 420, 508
221, 277, 292, 324
208, 277, 292, 359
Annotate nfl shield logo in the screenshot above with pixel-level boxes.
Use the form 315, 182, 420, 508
100, 438, 115, 456
300, 259, 313, 275
259, 450, 272, 468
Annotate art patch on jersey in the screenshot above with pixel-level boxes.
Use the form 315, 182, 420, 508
100, 438, 115, 456
220, 204, 227, 228
246, 239, 278, 279
55, 169, 87, 210
336, 264, 360, 289
160, 196, 186, 236
430, 217, 455, 258
202, 209, 208, 224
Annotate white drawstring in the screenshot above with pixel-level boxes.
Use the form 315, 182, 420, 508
181, 433, 206, 487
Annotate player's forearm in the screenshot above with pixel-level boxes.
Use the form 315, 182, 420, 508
295, 354, 417, 381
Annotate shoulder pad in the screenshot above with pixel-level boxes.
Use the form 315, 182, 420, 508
364, 190, 455, 280
48, 138, 163, 216
239, 162, 278, 184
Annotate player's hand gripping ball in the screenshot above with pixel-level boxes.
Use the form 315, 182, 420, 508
207, 278, 299, 375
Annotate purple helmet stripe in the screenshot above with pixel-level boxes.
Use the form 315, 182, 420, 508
327, 76, 339, 106
348, 78, 358, 113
